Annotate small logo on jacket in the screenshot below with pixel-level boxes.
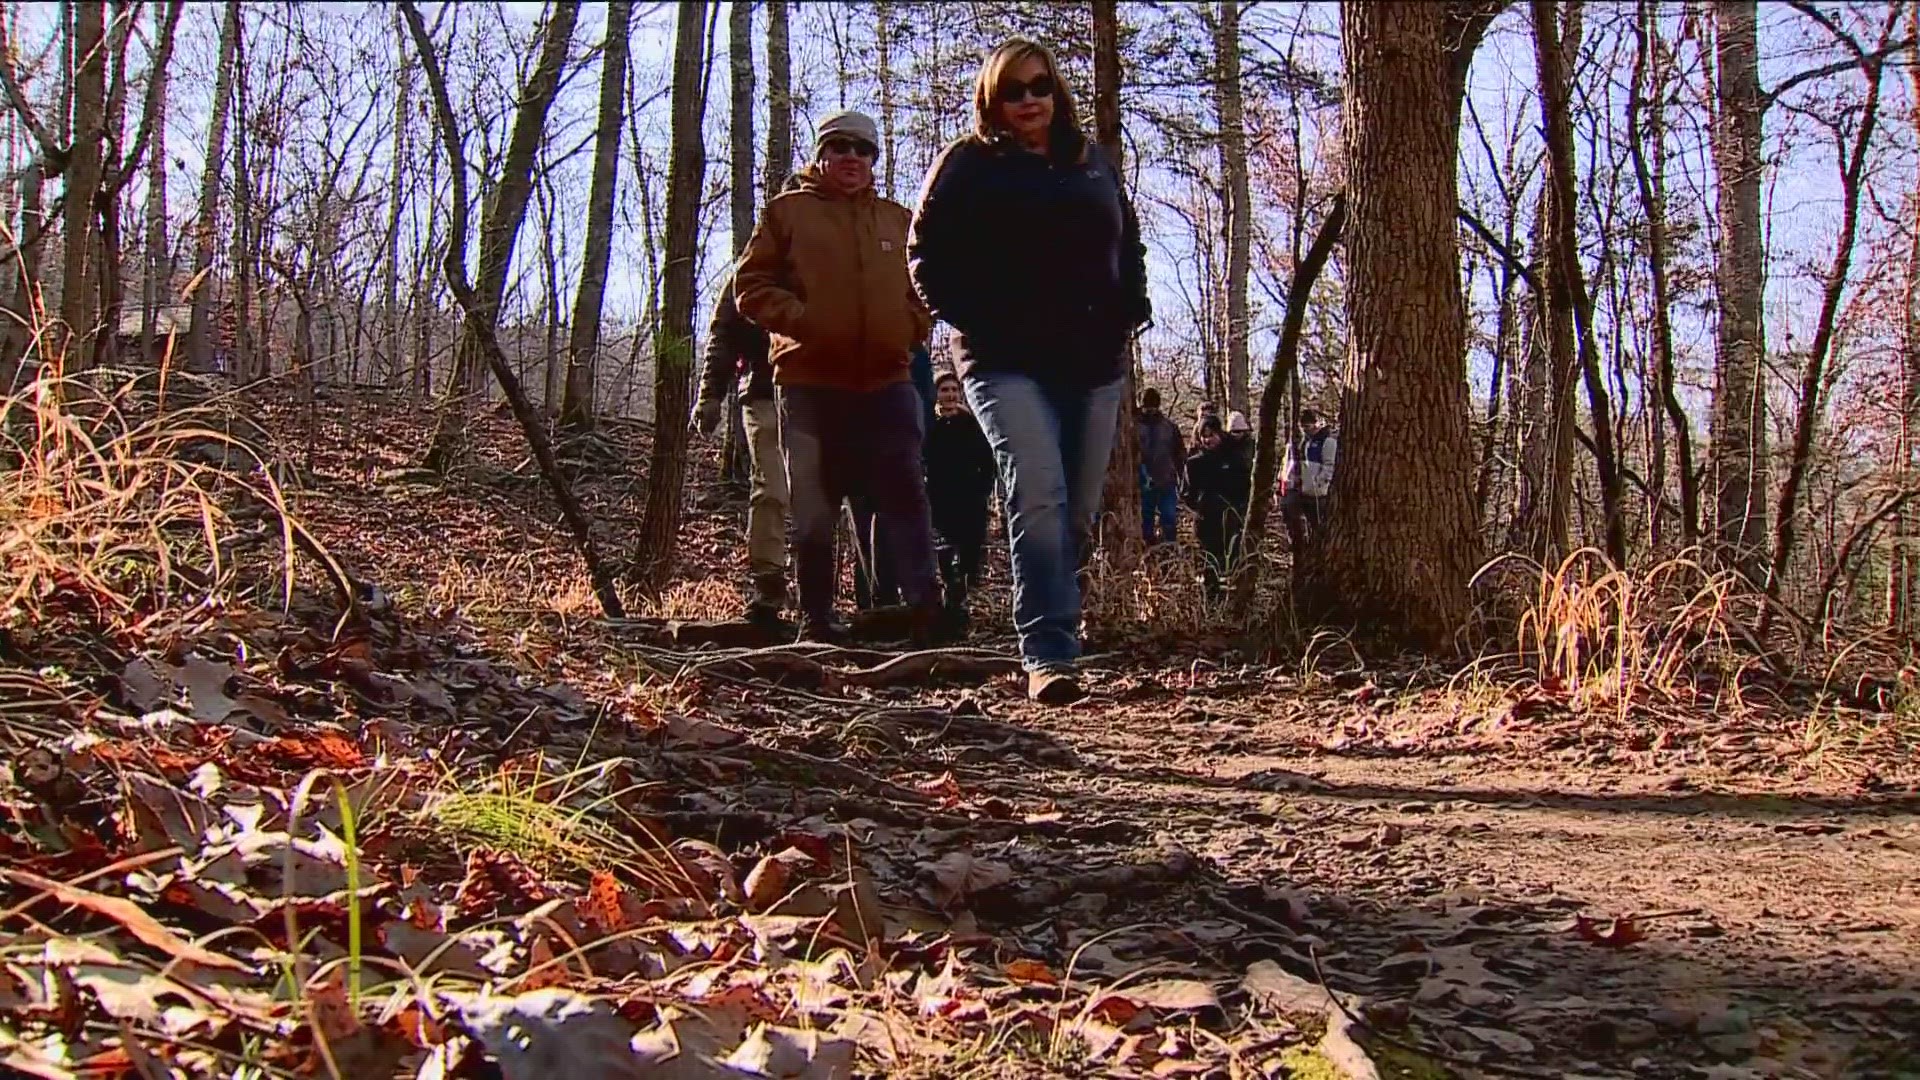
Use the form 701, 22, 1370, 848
881, 240, 895, 252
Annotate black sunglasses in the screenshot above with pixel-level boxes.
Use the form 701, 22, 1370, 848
998, 73, 1057, 104
821, 137, 878, 160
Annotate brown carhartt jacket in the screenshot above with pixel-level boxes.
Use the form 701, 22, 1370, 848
734, 167, 931, 392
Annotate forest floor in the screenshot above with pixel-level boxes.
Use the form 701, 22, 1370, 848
4, 382, 1918, 1080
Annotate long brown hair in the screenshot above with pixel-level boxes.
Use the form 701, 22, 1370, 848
971, 38, 1087, 164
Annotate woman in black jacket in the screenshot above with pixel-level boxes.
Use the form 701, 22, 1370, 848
909, 37, 1150, 705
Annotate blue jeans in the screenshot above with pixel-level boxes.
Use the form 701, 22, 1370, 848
963, 370, 1126, 671
1141, 485, 1179, 544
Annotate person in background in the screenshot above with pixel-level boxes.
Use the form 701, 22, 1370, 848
1192, 400, 1220, 441
1184, 414, 1251, 599
924, 370, 996, 620
909, 37, 1151, 704
693, 272, 786, 627
1223, 409, 1253, 470
735, 108, 942, 644
1136, 387, 1185, 545
1280, 407, 1338, 555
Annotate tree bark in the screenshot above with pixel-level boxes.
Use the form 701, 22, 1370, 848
1213, 0, 1252, 416
58, 0, 105, 367
631, 0, 711, 593
560, 0, 633, 433
383, 5, 410, 388
875, 0, 896, 200
1709, 0, 1769, 576
1092, 0, 1144, 557
422, 0, 582, 472
1533, 0, 1624, 566
1296, 1, 1486, 652
185, 0, 240, 375
718, 0, 756, 484
764, 0, 792, 199
1893, 6, 1920, 634
399, 0, 624, 620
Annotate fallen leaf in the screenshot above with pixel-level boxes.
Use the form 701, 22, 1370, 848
742, 854, 792, 913
1115, 978, 1219, 1013
663, 714, 743, 749
0, 868, 247, 971
1464, 1025, 1536, 1055
453, 988, 652, 1080
1573, 915, 1646, 949
923, 851, 1013, 902
1241, 959, 1330, 1017
580, 871, 627, 934
721, 1023, 856, 1078
1002, 958, 1060, 985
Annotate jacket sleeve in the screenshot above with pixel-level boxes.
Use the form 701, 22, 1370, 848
968, 421, 997, 493
1322, 434, 1339, 473
696, 278, 744, 409
909, 141, 989, 334
734, 203, 806, 338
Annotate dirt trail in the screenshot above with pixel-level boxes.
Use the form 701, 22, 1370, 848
272, 390, 1920, 1078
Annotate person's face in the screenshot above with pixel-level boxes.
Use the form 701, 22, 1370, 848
1305, 415, 1324, 434
996, 54, 1056, 145
937, 380, 964, 413
819, 136, 876, 195
1200, 429, 1222, 451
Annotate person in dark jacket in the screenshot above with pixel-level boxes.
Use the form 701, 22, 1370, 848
693, 274, 785, 625
1183, 415, 1251, 599
924, 370, 996, 613
850, 342, 936, 610
909, 37, 1150, 705
1136, 388, 1185, 545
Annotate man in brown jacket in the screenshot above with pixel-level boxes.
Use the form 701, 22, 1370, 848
735, 110, 941, 642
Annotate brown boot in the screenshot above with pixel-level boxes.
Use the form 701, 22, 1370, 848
1027, 668, 1086, 706
746, 573, 788, 628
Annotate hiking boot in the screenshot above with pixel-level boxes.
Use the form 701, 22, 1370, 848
746, 573, 788, 628
908, 602, 960, 649
1027, 668, 1086, 706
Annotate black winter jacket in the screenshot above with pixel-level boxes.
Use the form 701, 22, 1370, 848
697, 275, 774, 407
909, 135, 1150, 388
1184, 444, 1251, 527
925, 410, 997, 521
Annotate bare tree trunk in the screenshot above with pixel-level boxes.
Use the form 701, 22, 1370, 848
91, 1, 136, 370
1710, 0, 1769, 576
140, 3, 176, 366
422, 0, 582, 472
399, 0, 624, 620
632, 0, 711, 593
58, 0, 105, 366
718, 0, 755, 484
383, 5, 410, 388
558, 0, 632, 433
1628, 0, 1699, 548
764, 0, 792, 198
1092, 0, 1144, 557
1213, 0, 1252, 416
1533, 0, 1624, 566
1297, 0, 1488, 651
1767, 11, 1896, 604
186, 0, 240, 375
875, 0, 896, 200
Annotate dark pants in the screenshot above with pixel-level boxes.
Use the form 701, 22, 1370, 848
780, 382, 939, 627
932, 498, 989, 603
1197, 511, 1243, 597
1142, 484, 1180, 545
1281, 491, 1328, 555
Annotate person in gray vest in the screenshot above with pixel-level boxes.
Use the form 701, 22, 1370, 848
1280, 408, 1338, 553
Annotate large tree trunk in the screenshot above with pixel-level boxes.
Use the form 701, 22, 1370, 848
186, 0, 240, 375
90, 1, 136, 370
1627, 0, 1699, 548
58, 0, 106, 367
1709, 0, 1769, 576
1533, 0, 1624, 566
1213, 0, 1252, 416
1092, 0, 1144, 557
422, 0, 582, 472
1767, 14, 1894, 605
559, 0, 633, 433
764, 0, 792, 198
1296, 1, 1486, 652
875, 0, 896, 200
631, 0, 711, 593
